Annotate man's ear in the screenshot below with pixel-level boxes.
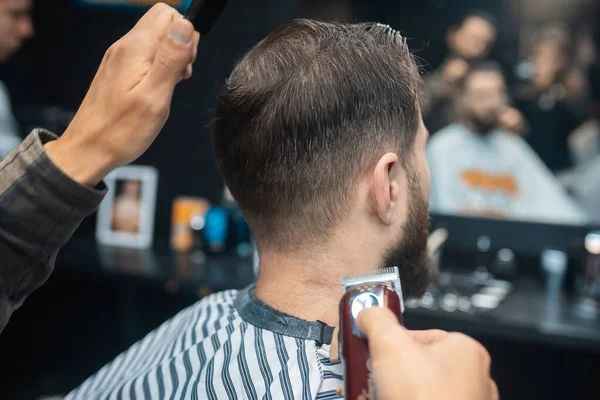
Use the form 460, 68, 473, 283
371, 152, 400, 225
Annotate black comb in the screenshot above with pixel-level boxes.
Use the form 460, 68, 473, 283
184, 0, 230, 36
363, 23, 407, 46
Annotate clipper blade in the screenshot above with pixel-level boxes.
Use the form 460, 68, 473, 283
341, 267, 403, 312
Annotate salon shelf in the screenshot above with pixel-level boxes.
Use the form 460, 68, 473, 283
405, 279, 600, 354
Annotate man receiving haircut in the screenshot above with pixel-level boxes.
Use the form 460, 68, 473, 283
427, 63, 585, 225
67, 19, 435, 399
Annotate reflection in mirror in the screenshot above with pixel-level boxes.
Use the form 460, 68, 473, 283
417, 0, 600, 225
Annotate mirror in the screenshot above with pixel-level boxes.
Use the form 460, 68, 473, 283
349, 0, 599, 226
421, 0, 599, 226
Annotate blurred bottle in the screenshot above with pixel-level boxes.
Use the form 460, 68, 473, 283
576, 231, 600, 317
541, 249, 568, 292
491, 248, 518, 281
540, 249, 568, 325
203, 205, 229, 254
474, 236, 493, 283
171, 197, 210, 252
203, 187, 252, 256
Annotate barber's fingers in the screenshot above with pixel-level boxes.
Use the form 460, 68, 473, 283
132, 3, 177, 34
104, 4, 180, 76
356, 307, 401, 338
358, 307, 451, 347
355, 307, 417, 358
489, 379, 500, 400
141, 17, 196, 96
182, 64, 193, 80
430, 331, 492, 373
191, 31, 200, 63
181, 32, 201, 81
125, 4, 184, 67
406, 329, 449, 345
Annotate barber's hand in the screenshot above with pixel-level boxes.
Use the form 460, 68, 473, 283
498, 107, 527, 135
443, 58, 469, 85
45, 4, 200, 186
356, 307, 498, 400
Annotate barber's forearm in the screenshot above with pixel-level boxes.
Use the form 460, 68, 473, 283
0, 235, 58, 333
44, 135, 114, 187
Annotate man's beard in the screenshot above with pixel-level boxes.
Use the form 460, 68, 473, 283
467, 112, 498, 134
380, 170, 436, 299
455, 53, 485, 65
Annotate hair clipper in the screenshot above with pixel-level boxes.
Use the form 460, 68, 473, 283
339, 267, 404, 400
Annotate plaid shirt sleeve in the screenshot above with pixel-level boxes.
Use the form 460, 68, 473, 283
0, 129, 106, 333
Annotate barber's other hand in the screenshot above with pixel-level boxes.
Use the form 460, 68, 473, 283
498, 107, 527, 135
45, 4, 200, 186
356, 307, 498, 400
443, 58, 469, 85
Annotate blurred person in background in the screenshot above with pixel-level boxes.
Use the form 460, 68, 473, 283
514, 28, 587, 173
569, 64, 600, 167
568, 27, 600, 167
427, 63, 585, 225
563, 63, 600, 223
0, 0, 34, 160
423, 10, 526, 136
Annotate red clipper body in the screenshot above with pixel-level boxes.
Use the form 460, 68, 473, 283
339, 268, 404, 400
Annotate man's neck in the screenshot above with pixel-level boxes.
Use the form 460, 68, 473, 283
254, 238, 384, 327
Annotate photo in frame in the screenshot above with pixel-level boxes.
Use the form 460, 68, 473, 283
96, 165, 158, 249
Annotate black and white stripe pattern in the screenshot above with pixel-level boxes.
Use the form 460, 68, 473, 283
66, 290, 344, 399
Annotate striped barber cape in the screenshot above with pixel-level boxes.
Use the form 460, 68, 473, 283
66, 286, 345, 399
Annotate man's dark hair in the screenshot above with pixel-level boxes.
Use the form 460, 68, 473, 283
454, 10, 498, 31
456, 61, 504, 93
212, 19, 422, 251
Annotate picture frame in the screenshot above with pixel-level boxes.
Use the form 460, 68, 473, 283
96, 165, 158, 249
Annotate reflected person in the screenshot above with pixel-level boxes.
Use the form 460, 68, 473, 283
0, 0, 34, 160
427, 62, 586, 225
422, 10, 525, 136
566, 64, 600, 223
514, 28, 587, 172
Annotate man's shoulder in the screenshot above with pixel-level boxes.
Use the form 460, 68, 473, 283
166, 289, 240, 329
492, 131, 532, 154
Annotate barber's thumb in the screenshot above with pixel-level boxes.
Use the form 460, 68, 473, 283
356, 307, 409, 356
145, 17, 195, 90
